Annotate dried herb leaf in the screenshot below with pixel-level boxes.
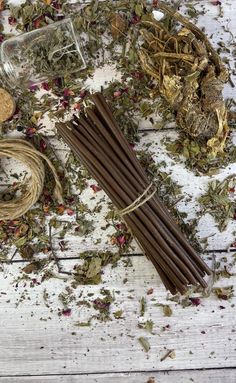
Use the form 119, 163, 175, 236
22, 261, 42, 274
110, 13, 127, 39
138, 319, 154, 334
140, 297, 146, 316
113, 309, 124, 319
138, 337, 150, 352
163, 305, 173, 317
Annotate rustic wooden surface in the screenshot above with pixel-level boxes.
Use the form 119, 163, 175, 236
1, 369, 236, 383
0, 0, 236, 381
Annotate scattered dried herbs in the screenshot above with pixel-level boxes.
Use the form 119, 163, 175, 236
93, 288, 115, 322
198, 175, 236, 231
72, 251, 120, 286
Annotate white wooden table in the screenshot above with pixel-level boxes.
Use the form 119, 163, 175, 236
1, 1, 236, 382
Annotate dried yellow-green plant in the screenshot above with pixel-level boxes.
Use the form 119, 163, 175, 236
139, 2, 229, 156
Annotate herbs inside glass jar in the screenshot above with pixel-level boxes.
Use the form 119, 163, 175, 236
1, 18, 86, 89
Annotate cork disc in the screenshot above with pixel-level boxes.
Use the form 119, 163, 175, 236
0, 88, 16, 123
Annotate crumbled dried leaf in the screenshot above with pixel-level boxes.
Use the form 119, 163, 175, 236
213, 286, 234, 300
140, 297, 146, 316
138, 336, 150, 352
138, 319, 154, 334
19, 244, 35, 260
22, 261, 42, 274
110, 13, 127, 39
198, 175, 236, 231
163, 305, 173, 317
75, 320, 92, 327
113, 309, 123, 319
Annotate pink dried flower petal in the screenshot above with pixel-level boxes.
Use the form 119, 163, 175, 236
26, 127, 36, 137
40, 138, 47, 152
41, 82, 50, 91
130, 14, 141, 24
117, 235, 126, 246
66, 208, 74, 216
189, 297, 201, 306
80, 89, 87, 99
62, 308, 71, 317
90, 184, 101, 193
113, 90, 122, 98
8, 17, 17, 25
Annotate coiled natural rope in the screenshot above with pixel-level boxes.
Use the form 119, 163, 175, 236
0, 139, 63, 221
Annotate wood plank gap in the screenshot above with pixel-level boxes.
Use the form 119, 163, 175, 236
0, 248, 233, 264
1, 366, 236, 378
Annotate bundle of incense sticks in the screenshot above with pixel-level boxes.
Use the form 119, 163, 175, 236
56, 92, 211, 295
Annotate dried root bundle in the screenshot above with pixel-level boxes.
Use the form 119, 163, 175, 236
139, 2, 229, 155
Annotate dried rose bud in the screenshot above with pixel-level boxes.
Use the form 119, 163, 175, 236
116, 234, 126, 247
57, 204, 65, 214
189, 297, 201, 306
62, 308, 72, 317
8, 17, 17, 25
40, 138, 47, 152
25, 127, 36, 137
90, 184, 101, 193
130, 13, 141, 25
41, 82, 50, 91
79, 89, 87, 99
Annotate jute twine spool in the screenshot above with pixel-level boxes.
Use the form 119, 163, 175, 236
0, 139, 63, 221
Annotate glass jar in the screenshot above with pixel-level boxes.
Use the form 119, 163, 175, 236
0, 18, 86, 90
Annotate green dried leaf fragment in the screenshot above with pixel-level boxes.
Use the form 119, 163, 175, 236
86, 257, 102, 279
198, 175, 236, 232
22, 261, 43, 274
138, 319, 154, 334
140, 297, 146, 316
113, 309, 124, 319
19, 244, 35, 260
135, 4, 143, 17
138, 337, 150, 352
163, 305, 173, 317
75, 320, 92, 327
14, 236, 28, 248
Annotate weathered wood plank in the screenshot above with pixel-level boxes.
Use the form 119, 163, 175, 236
0, 253, 235, 375
1, 369, 236, 382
